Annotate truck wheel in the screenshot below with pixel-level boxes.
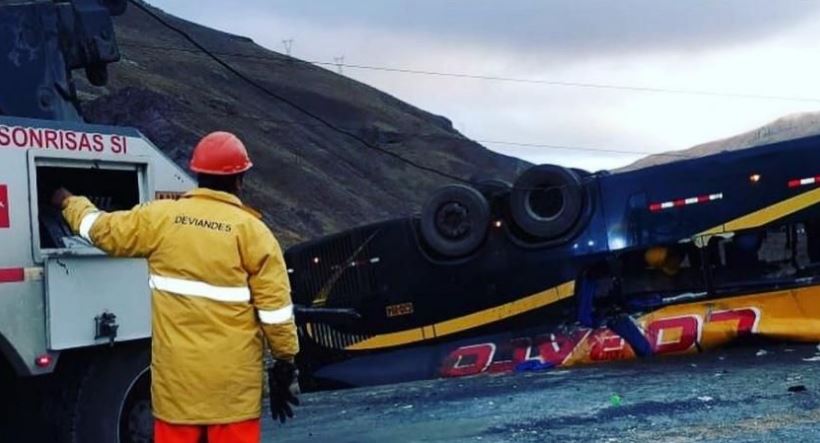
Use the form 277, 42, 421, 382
421, 184, 490, 257
510, 164, 584, 239
62, 343, 153, 443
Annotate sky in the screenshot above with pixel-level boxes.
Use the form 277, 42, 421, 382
149, 0, 820, 171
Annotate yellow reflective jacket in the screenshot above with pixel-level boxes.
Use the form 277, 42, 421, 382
62, 188, 299, 424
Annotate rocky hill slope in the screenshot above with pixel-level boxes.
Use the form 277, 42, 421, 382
79, 2, 527, 245
620, 112, 820, 172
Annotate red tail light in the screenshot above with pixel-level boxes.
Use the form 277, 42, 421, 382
34, 354, 53, 368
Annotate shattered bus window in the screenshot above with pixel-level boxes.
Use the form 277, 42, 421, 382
711, 220, 820, 293
616, 243, 706, 310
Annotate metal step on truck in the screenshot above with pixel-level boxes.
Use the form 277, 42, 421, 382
0, 1, 194, 441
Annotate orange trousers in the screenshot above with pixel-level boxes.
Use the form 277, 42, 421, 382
154, 418, 261, 443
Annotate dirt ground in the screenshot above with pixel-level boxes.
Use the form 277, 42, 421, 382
263, 343, 820, 443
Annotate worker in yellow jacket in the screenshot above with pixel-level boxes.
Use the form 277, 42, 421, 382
52, 132, 299, 443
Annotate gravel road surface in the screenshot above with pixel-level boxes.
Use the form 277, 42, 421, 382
263, 343, 820, 443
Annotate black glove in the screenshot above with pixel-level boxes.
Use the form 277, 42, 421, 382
268, 360, 300, 423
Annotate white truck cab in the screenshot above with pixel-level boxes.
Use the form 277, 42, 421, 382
0, 116, 194, 442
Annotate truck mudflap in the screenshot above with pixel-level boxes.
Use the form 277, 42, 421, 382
313, 286, 820, 387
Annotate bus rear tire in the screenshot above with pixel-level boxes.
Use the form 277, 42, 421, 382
421, 184, 490, 257
510, 164, 584, 239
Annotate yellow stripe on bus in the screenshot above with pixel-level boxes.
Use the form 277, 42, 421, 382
345, 281, 575, 351
699, 186, 820, 236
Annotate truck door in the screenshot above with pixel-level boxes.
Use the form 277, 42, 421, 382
28, 151, 153, 350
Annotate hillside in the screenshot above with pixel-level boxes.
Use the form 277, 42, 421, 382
78, 2, 527, 246
620, 112, 820, 172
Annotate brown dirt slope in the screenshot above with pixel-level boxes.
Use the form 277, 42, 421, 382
79, 2, 528, 245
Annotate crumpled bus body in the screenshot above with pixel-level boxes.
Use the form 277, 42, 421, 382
287, 132, 820, 389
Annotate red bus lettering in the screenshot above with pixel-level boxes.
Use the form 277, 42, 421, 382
646, 315, 701, 354
441, 343, 496, 378
709, 308, 759, 335
589, 329, 630, 361
538, 330, 588, 365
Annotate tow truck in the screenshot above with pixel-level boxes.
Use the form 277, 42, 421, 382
0, 1, 194, 441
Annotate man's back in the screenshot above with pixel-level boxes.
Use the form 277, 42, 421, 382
61, 187, 298, 424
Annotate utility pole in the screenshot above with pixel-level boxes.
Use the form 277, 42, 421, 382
282, 39, 294, 56
333, 56, 345, 74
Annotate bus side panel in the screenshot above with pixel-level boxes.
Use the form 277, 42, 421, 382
600, 135, 820, 250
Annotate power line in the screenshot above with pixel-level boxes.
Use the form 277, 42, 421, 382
171, 106, 689, 159
120, 4, 693, 199
315, 64, 820, 104
127, 0, 470, 184
161, 107, 608, 192
475, 140, 681, 157
118, 42, 820, 104
116, 42, 690, 159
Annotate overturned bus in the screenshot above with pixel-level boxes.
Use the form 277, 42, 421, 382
286, 135, 820, 388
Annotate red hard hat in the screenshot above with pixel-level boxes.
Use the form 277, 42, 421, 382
189, 131, 253, 175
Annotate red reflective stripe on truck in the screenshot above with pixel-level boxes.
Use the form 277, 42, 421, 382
0, 268, 24, 283
0, 184, 9, 228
